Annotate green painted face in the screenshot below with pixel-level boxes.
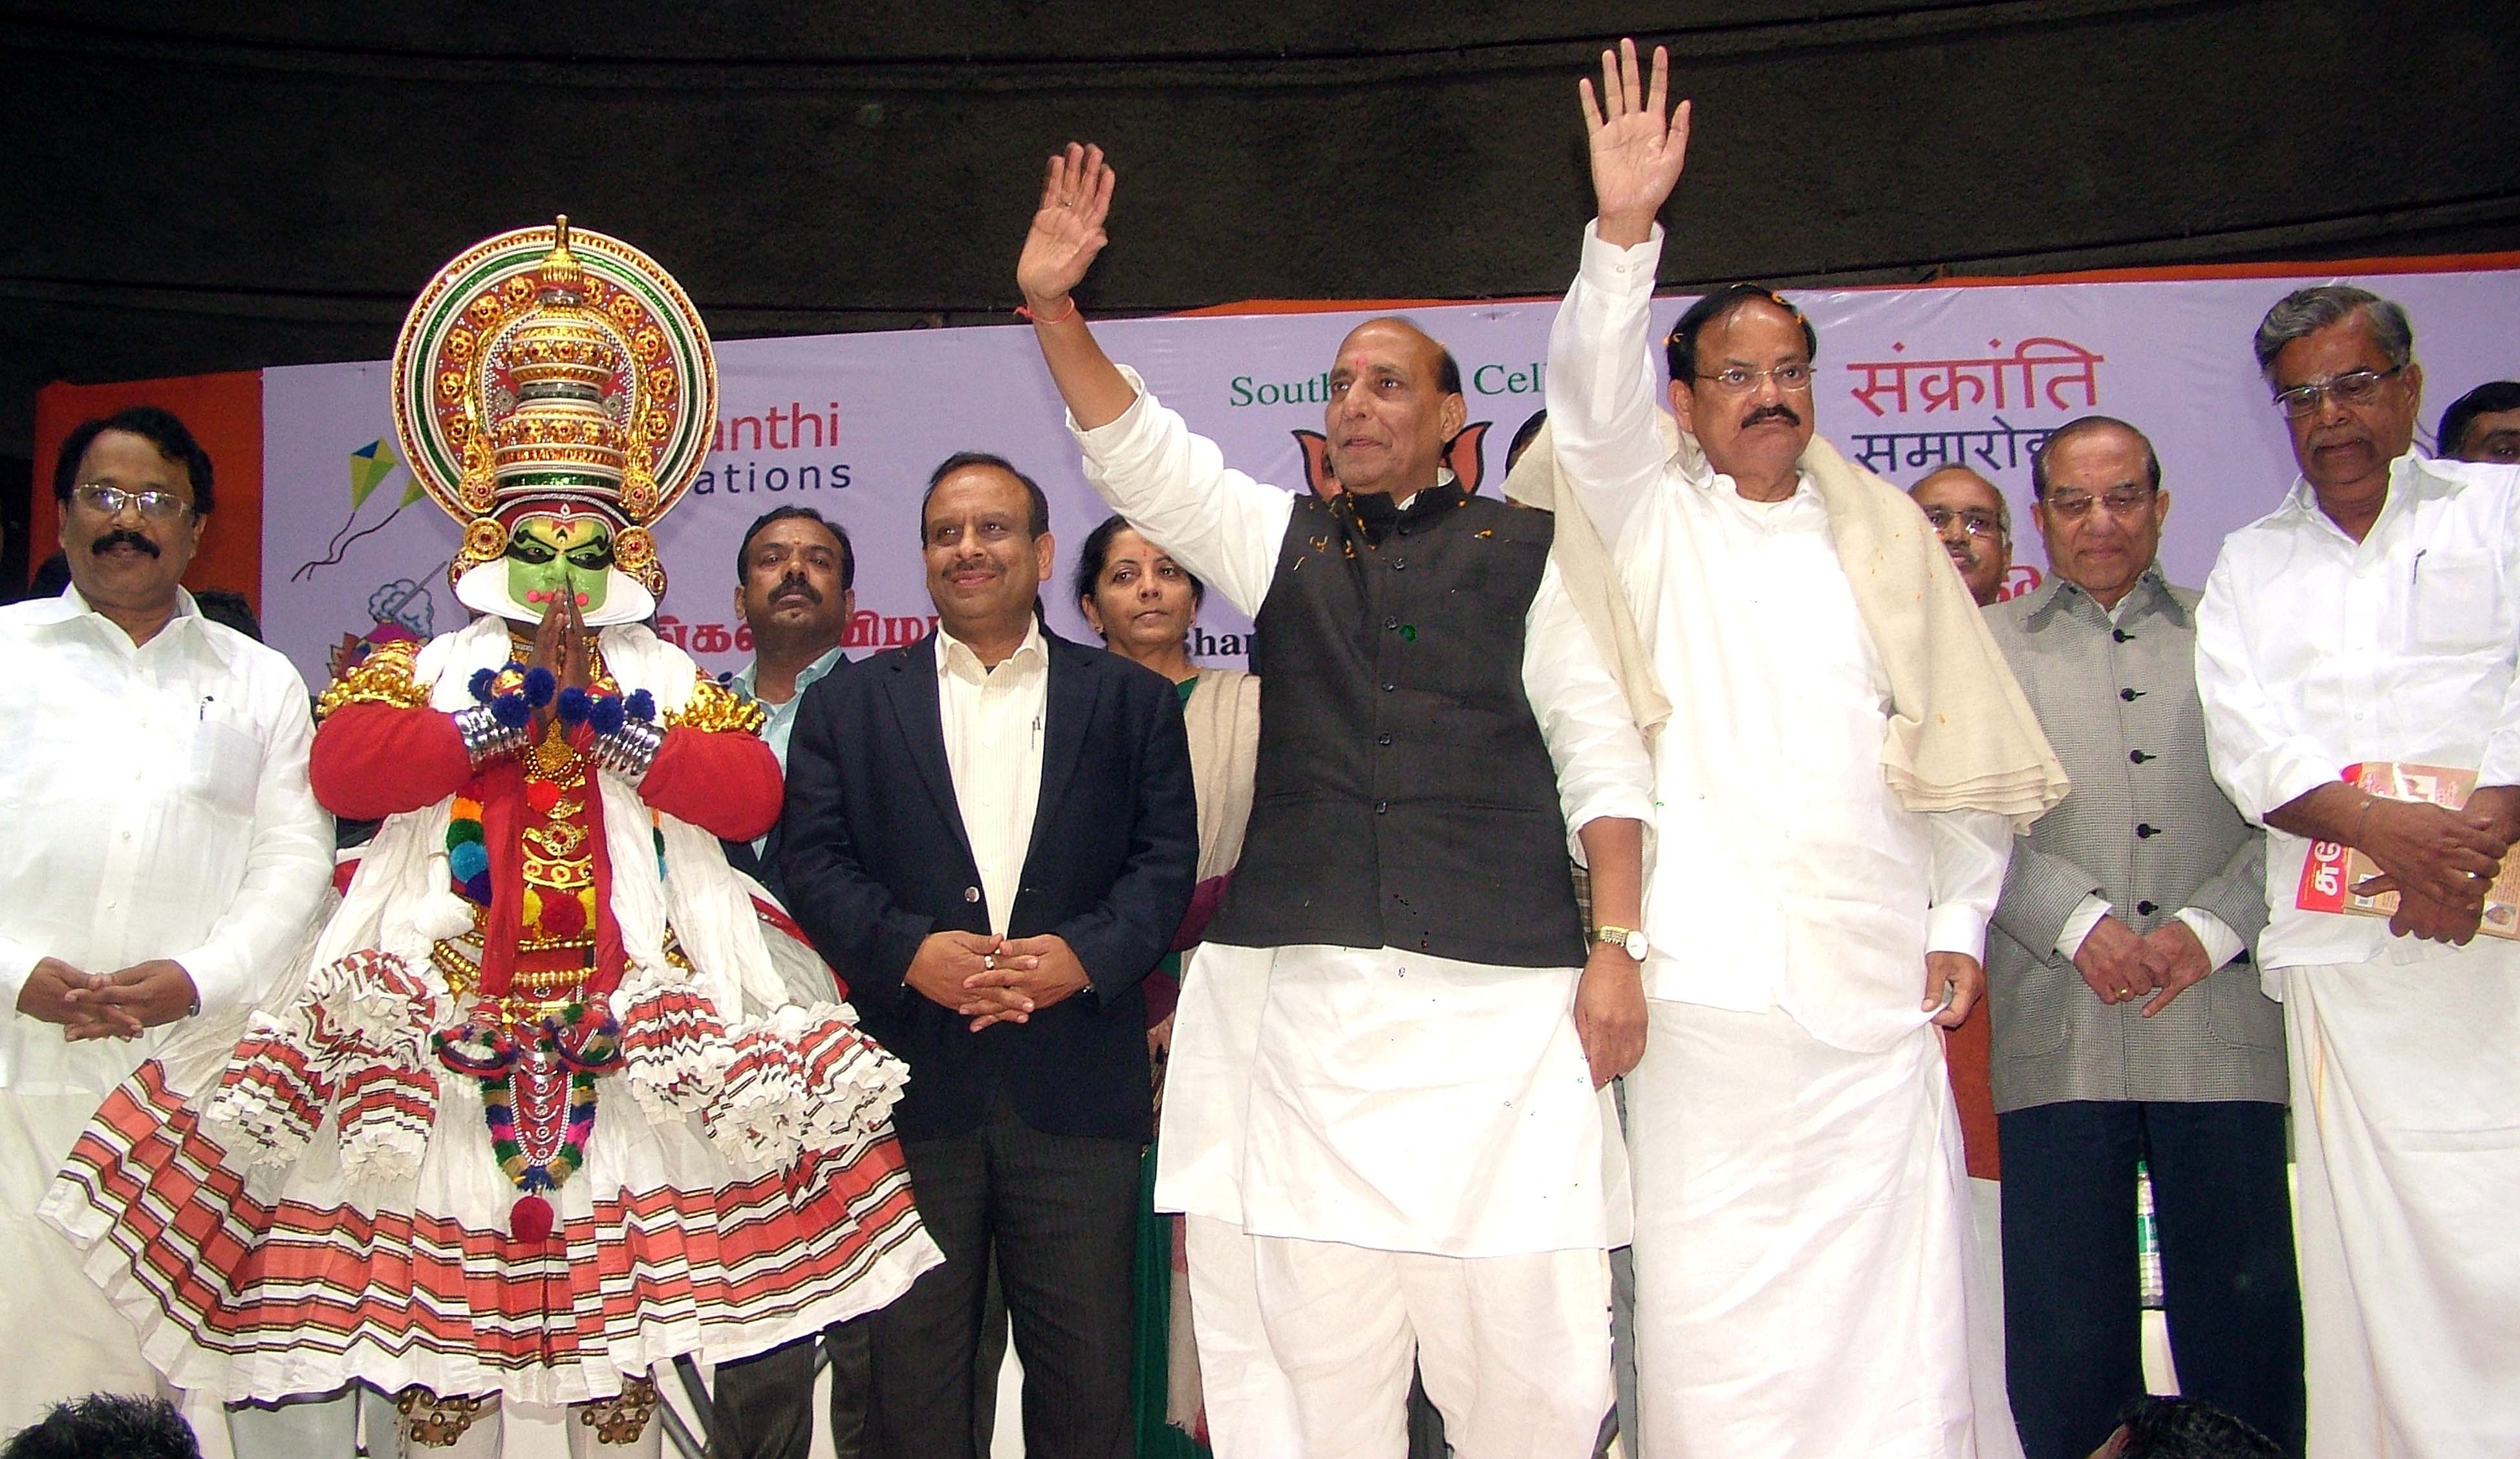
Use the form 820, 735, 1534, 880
504, 513, 614, 617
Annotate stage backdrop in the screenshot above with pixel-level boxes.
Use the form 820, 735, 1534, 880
160, 259, 2520, 688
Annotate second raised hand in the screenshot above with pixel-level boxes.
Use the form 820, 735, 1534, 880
1017, 142, 1117, 317
1580, 37, 1691, 248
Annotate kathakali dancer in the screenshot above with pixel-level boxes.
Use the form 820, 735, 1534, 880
41, 220, 940, 1456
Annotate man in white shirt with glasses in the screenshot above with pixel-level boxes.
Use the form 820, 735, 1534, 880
2196, 283, 2520, 1456
0, 406, 331, 1432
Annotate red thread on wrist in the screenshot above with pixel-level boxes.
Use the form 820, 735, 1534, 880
1016, 296, 1078, 325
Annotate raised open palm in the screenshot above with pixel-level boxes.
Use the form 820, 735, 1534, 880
1017, 142, 1117, 312
1580, 38, 1691, 235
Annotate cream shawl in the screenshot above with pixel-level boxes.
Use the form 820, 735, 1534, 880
1182, 666, 1262, 881
1503, 416, 2067, 831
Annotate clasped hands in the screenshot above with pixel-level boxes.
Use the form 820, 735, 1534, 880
2347, 791, 2519, 946
2072, 916, 2217, 1017
524, 588, 596, 742
906, 930, 1091, 1032
15, 957, 198, 1041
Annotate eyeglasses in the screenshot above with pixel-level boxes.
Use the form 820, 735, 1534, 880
1922, 507, 2004, 539
2042, 487, 2157, 521
1694, 362, 1815, 394
71, 483, 195, 522
2272, 365, 2404, 418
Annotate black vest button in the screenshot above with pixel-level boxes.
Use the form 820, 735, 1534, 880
1381, 681, 1397, 692
2129, 749, 2154, 764
2136, 823, 2160, 838
2136, 900, 2158, 915
2113, 628, 2133, 643
1374, 800, 1388, 815
1384, 617, 1399, 631
1376, 732, 1394, 746
2120, 687, 2144, 702
1392, 557, 1407, 570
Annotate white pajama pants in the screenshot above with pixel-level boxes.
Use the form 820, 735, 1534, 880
1183, 1213, 1305, 1459
1250, 1235, 1611, 1459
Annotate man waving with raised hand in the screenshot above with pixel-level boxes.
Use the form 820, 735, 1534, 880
1018, 144, 1657, 1459
1545, 39, 2064, 1459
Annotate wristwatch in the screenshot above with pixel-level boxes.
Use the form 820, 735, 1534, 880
1594, 924, 1649, 960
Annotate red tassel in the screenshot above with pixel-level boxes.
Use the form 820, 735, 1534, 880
510, 1193, 554, 1244
524, 780, 563, 818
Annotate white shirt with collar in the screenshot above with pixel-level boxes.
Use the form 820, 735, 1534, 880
1549, 222, 2010, 1054
2197, 450, 2520, 973
935, 619, 1049, 941
0, 586, 332, 1096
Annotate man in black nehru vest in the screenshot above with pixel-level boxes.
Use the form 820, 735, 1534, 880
1016, 145, 1655, 1459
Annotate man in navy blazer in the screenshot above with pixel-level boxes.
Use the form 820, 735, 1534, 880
780, 451, 1197, 1459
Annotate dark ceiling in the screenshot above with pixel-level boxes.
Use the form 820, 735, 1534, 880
5, 1, 2515, 457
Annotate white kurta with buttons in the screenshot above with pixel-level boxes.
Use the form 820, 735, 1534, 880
0, 586, 332, 1432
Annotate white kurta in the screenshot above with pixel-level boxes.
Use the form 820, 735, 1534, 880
0, 588, 332, 1432
1549, 224, 2017, 1459
2196, 452, 2520, 1457
1070, 374, 1656, 1257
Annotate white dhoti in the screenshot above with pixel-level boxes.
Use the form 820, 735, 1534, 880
1158, 942, 1623, 1459
2283, 950, 2520, 1458
1626, 998, 2005, 1459
0, 1089, 164, 1435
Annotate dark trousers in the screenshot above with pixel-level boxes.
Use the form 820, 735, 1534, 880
710, 1320, 877, 1459
709, 1319, 873, 1459
865, 1094, 1143, 1459
1999, 1100, 2304, 1459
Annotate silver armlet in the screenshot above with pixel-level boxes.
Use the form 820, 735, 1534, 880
453, 704, 530, 767
590, 718, 664, 782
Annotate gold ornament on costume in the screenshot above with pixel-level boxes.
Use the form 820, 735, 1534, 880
667, 676, 770, 737
315, 637, 429, 719
612, 524, 664, 595
392, 215, 717, 599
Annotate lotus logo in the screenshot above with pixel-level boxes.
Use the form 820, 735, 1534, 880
1290, 423, 1493, 500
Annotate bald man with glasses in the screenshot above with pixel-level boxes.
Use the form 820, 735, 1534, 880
1912, 465, 2014, 608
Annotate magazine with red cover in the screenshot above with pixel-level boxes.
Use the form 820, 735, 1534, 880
2296, 761, 2520, 939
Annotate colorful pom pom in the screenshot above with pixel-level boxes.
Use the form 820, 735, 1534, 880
468, 667, 499, 703
510, 1193, 554, 1243
589, 695, 625, 735
555, 686, 592, 724
448, 839, 490, 883
522, 667, 557, 707
491, 694, 530, 728
625, 689, 656, 723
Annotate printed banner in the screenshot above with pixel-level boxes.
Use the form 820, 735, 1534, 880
261, 263, 2520, 688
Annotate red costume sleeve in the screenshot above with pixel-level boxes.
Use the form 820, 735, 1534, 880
638, 726, 784, 842
310, 702, 475, 820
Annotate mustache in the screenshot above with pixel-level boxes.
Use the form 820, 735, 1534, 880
770, 575, 822, 604
91, 529, 160, 558
1740, 403, 1802, 431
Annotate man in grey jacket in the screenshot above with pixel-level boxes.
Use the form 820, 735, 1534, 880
1983, 415, 2302, 1459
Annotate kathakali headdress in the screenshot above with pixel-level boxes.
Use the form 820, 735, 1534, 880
393, 217, 717, 625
